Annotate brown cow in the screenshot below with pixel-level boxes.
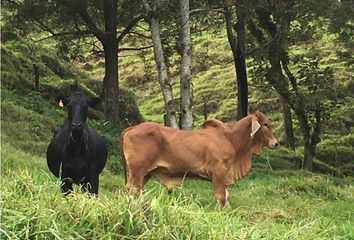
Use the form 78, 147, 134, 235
120, 111, 277, 206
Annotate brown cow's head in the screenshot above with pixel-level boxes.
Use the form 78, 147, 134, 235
250, 111, 278, 149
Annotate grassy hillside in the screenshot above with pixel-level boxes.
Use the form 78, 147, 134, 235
1, 95, 353, 238
1, 28, 354, 238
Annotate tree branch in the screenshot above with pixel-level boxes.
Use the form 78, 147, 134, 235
117, 15, 144, 43
34, 30, 93, 42
281, 59, 299, 93
118, 45, 154, 52
142, 0, 153, 14
222, 3, 237, 53
7, 0, 57, 35
310, 108, 322, 155
244, 37, 275, 57
136, 24, 150, 32
246, 19, 283, 58
62, 0, 105, 42
189, 8, 224, 14
127, 31, 151, 39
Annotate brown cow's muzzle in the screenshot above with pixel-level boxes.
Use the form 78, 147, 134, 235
268, 138, 278, 149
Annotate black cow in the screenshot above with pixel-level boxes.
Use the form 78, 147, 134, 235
46, 92, 107, 195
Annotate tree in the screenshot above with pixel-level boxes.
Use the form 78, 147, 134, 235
142, 0, 179, 128
249, 0, 338, 170
279, 94, 296, 149
223, 0, 248, 120
179, 0, 193, 130
3, 0, 143, 124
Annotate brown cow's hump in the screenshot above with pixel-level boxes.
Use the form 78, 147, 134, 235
202, 119, 225, 129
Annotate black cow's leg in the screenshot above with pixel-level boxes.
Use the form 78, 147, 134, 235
61, 180, 73, 195
61, 167, 73, 195
86, 174, 99, 195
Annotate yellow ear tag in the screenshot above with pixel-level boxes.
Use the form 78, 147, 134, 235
59, 100, 64, 107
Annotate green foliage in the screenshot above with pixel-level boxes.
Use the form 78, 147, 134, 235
1, 41, 92, 97
316, 133, 354, 176
118, 88, 145, 127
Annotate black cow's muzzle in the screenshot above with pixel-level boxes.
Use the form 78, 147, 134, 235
72, 122, 83, 130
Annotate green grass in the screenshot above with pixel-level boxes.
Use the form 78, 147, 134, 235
1, 139, 354, 239
1, 84, 353, 239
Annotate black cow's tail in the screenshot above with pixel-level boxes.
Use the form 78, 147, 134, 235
119, 126, 134, 185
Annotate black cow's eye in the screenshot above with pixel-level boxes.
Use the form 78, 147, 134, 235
264, 123, 269, 127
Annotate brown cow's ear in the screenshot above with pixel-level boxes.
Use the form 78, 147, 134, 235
88, 97, 101, 108
250, 119, 261, 138
55, 96, 69, 107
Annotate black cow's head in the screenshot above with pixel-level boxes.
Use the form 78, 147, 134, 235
56, 92, 101, 137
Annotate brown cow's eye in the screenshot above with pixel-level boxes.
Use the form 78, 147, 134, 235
264, 123, 269, 128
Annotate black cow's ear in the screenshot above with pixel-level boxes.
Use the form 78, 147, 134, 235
55, 95, 69, 107
88, 97, 101, 108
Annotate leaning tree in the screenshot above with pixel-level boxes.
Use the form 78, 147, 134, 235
248, 0, 342, 170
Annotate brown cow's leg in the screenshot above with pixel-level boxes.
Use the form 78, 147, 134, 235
212, 171, 227, 207
143, 174, 152, 186
126, 168, 146, 196
225, 188, 231, 208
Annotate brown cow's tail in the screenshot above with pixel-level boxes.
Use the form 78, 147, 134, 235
119, 126, 134, 185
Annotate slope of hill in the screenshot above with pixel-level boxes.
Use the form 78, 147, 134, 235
1, 89, 353, 238
1, 31, 354, 238
1, 95, 353, 238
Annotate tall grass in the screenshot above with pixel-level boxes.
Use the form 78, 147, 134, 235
1, 82, 353, 239
1, 139, 353, 239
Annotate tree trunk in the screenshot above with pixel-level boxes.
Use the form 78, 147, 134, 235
102, 0, 120, 123
235, 0, 248, 120
203, 95, 209, 121
143, 0, 178, 128
150, 17, 178, 128
224, 2, 248, 120
267, 35, 316, 170
102, 41, 120, 123
179, 0, 193, 130
279, 94, 295, 149
294, 103, 314, 171
33, 63, 39, 91
303, 139, 313, 170
293, 86, 322, 172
